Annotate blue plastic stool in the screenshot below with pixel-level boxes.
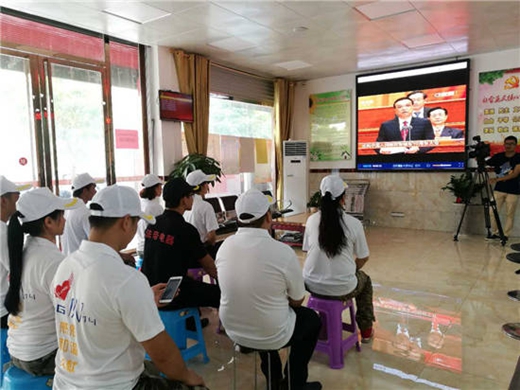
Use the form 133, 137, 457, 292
2, 366, 53, 389
146, 308, 209, 364
1, 327, 10, 387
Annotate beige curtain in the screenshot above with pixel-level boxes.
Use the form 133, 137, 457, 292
274, 78, 295, 201
172, 49, 210, 155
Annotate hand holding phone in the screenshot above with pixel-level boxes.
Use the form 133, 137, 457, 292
159, 276, 183, 304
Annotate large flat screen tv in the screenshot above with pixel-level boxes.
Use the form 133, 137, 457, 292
159, 90, 194, 122
356, 60, 470, 171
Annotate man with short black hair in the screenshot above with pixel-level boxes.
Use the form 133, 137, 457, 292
142, 178, 220, 311
51, 184, 206, 389
62, 173, 98, 254
427, 107, 464, 139
407, 90, 432, 118
216, 189, 322, 390
486, 136, 520, 240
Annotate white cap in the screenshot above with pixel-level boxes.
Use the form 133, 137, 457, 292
72, 173, 101, 191
141, 174, 163, 189
235, 188, 275, 223
17, 187, 80, 223
0, 176, 32, 196
320, 175, 347, 200
186, 170, 216, 190
89, 185, 155, 224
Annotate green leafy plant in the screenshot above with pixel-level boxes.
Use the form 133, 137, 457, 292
169, 154, 223, 186
442, 172, 484, 203
307, 190, 322, 208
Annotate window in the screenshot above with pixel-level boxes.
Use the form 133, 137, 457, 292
181, 96, 275, 196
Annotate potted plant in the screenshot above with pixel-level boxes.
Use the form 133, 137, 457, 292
442, 172, 484, 203
169, 154, 223, 185
307, 190, 321, 213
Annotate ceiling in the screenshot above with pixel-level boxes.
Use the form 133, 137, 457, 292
1, 1, 519, 80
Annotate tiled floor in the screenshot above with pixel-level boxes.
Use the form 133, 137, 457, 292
187, 226, 520, 390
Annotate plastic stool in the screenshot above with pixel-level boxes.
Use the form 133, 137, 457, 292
2, 366, 52, 389
307, 295, 361, 369
1, 327, 10, 387
158, 308, 209, 363
232, 343, 291, 390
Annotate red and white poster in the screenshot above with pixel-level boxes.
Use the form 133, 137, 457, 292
478, 67, 520, 154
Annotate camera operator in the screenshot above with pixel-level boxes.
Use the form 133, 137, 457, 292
485, 136, 520, 240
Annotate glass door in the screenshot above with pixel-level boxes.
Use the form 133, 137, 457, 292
0, 52, 40, 187
44, 60, 109, 196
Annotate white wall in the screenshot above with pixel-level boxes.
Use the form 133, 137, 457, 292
293, 49, 520, 236
148, 46, 183, 177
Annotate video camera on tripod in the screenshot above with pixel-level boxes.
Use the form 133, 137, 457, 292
455, 135, 506, 245
467, 135, 491, 169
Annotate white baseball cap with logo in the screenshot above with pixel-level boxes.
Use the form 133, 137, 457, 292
186, 170, 216, 190
141, 174, 163, 189
235, 188, 275, 223
17, 187, 80, 223
0, 175, 32, 196
72, 173, 102, 191
89, 184, 156, 224
320, 175, 348, 200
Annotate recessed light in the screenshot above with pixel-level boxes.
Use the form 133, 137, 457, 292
292, 26, 309, 33
274, 60, 312, 71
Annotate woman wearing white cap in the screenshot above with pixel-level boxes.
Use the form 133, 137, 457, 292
4, 187, 79, 376
136, 174, 164, 267
302, 175, 375, 343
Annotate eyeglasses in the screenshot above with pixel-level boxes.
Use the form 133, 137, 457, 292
504, 142, 517, 146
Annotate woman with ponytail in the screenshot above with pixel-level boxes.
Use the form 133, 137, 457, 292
136, 174, 164, 268
5, 187, 79, 375
302, 175, 375, 343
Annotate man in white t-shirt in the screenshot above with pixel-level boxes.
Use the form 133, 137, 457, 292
216, 189, 322, 390
0, 176, 31, 329
62, 173, 98, 255
51, 185, 206, 390
183, 170, 220, 258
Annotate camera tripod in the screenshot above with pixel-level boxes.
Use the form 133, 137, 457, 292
453, 167, 507, 246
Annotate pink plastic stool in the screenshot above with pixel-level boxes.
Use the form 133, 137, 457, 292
307, 295, 361, 369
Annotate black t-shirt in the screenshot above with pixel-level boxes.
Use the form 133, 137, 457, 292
486, 152, 520, 195
142, 210, 207, 285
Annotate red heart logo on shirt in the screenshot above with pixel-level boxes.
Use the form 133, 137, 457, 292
54, 274, 73, 300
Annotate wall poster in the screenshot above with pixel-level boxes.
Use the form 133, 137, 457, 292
309, 90, 352, 164
478, 67, 520, 154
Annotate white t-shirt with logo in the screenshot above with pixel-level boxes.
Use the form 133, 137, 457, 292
62, 199, 90, 255
7, 236, 63, 361
51, 240, 164, 390
216, 228, 305, 350
303, 211, 369, 296
136, 198, 164, 253
0, 221, 9, 318
184, 194, 219, 244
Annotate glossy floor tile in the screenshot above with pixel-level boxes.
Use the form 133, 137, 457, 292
188, 226, 520, 390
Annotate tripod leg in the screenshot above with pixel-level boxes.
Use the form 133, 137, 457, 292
454, 202, 470, 241
483, 172, 507, 245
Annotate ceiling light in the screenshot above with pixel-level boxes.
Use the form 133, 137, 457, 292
102, 3, 171, 25
208, 37, 257, 52
355, 1, 414, 20
274, 60, 312, 71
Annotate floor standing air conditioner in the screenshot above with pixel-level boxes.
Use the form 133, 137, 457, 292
283, 141, 308, 216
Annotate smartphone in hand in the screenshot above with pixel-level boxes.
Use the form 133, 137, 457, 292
159, 276, 183, 304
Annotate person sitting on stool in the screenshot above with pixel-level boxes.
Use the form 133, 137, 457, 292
303, 175, 375, 343
184, 170, 221, 259
216, 189, 322, 390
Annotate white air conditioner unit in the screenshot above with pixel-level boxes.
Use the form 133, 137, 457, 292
283, 141, 308, 216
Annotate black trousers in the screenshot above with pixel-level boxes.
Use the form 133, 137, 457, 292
259, 306, 321, 390
162, 277, 220, 311
1, 314, 8, 329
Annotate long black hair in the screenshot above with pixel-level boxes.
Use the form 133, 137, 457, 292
318, 191, 347, 258
5, 209, 62, 316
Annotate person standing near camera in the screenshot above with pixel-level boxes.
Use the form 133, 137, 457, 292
486, 136, 520, 240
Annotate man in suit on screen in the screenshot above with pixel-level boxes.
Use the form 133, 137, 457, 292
376, 97, 435, 154
427, 107, 464, 139
407, 90, 432, 119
